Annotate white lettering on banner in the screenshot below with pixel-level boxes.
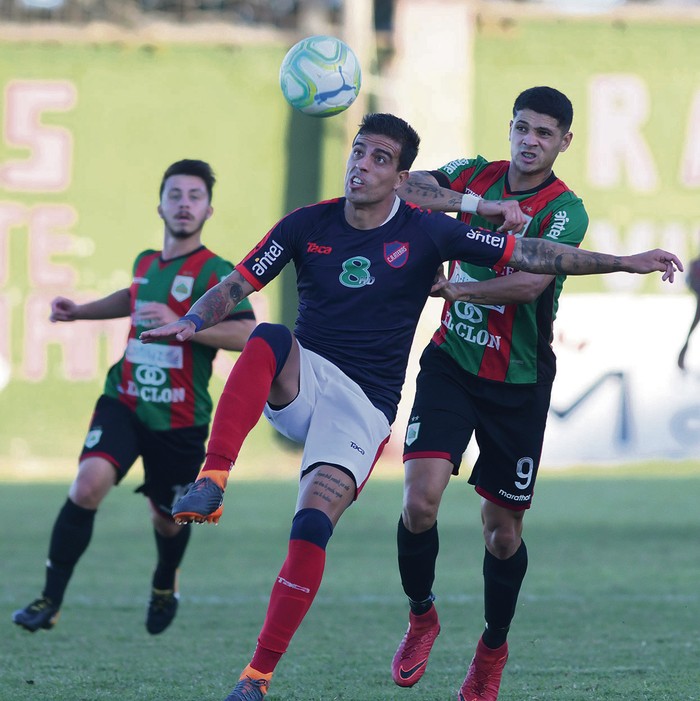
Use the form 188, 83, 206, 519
120, 380, 186, 404
587, 74, 659, 192
251, 239, 285, 277
125, 339, 183, 369
1, 80, 77, 192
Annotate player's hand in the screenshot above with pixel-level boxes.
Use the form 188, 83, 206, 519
132, 302, 179, 329
430, 269, 462, 302
140, 319, 196, 344
430, 266, 448, 297
476, 199, 527, 234
50, 296, 79, 322
624, 249, 683, 282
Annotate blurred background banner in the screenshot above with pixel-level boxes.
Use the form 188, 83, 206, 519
1, 0, 699, 476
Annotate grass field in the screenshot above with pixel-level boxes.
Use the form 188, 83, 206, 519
2, 464, 699, 701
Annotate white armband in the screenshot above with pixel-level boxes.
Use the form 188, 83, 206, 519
460, 193, 481, 214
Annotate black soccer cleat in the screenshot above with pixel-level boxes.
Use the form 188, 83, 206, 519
12, 596, 61, 632
145, 588, 179, 635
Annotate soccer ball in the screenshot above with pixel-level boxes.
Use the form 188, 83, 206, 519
279, 35, 361, 118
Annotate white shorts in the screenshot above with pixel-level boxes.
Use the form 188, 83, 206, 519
263, 343, 391, 496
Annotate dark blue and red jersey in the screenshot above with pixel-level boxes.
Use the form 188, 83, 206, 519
236, 197, 514, 423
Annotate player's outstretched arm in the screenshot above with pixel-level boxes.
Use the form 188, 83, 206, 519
398, 171, 526, 233
50, 288, 131, 322
511, 238, 683, 282
140, 269, 254, 344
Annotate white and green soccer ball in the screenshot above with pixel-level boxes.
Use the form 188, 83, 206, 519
279, 35, 362, 118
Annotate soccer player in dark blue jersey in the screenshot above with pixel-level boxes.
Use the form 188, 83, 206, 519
141, 113, 680, 701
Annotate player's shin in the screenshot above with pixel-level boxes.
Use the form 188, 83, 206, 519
250, 508, 333, 675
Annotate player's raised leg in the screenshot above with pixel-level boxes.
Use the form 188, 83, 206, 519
172, 323, 298, 524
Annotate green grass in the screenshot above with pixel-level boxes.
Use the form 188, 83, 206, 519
2, 467, 700, 700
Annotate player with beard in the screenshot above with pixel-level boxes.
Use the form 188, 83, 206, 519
12, 160, 256, 635
141, 114, 679, 701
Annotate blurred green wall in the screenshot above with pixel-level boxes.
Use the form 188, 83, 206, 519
1, 13, 699, 472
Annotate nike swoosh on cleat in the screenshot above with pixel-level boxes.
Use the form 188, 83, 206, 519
399, 661, 427, 680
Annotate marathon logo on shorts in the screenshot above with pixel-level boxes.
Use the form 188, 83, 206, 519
405, 421, 420, 446
84, 428, 102, 449
384, 241, 409, 269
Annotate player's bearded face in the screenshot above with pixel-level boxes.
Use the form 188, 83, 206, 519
159, 175, 212, 238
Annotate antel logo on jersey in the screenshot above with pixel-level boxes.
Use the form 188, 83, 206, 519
384, 241, 409, 268
135, 365, 167, 386
546, 210, 569, 239
464, 228, 505, 248
441, 158, 470, 176
307, 242, 332, 255
251, 239, 285, 277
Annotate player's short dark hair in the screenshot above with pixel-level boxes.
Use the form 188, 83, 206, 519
513, 86, 574, 133
356, 113, 421, 171
159, 159, 216, 202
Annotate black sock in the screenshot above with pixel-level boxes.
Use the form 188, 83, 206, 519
397, 517, 439, 607
482, 540, 528, 648
43, 498, 97, 606
152, 526, 191, 591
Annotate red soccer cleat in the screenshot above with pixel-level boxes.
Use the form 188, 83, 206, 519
391, 606, 441, 687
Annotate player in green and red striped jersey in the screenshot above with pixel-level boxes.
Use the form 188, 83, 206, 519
12, 159, 255, 636
392, 87, 587, 700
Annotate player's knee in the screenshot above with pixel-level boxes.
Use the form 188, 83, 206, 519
402, 489, 439, 533
484, 524, 522, 559
249, 323, 293, 378
290, 507, 333, 549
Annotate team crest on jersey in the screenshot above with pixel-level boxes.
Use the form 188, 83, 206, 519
384, 241, 409, 269
171, 275, 194, 302
405, 421, 420, 446
84, 428, 102, 449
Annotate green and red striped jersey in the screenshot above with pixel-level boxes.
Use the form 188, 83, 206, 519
431, 156, 588, 384
103, 246, 254, 430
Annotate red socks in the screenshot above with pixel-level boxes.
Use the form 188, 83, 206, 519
250, 539, 326, 673
202, 336, 278, 473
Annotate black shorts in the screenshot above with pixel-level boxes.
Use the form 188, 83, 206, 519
80, 395, 208, 516
403, 344, 552, 511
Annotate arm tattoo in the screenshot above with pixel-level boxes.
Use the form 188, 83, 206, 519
189, 278, 244, 328
402, 173, 463, 210
513, 238, 623, 275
